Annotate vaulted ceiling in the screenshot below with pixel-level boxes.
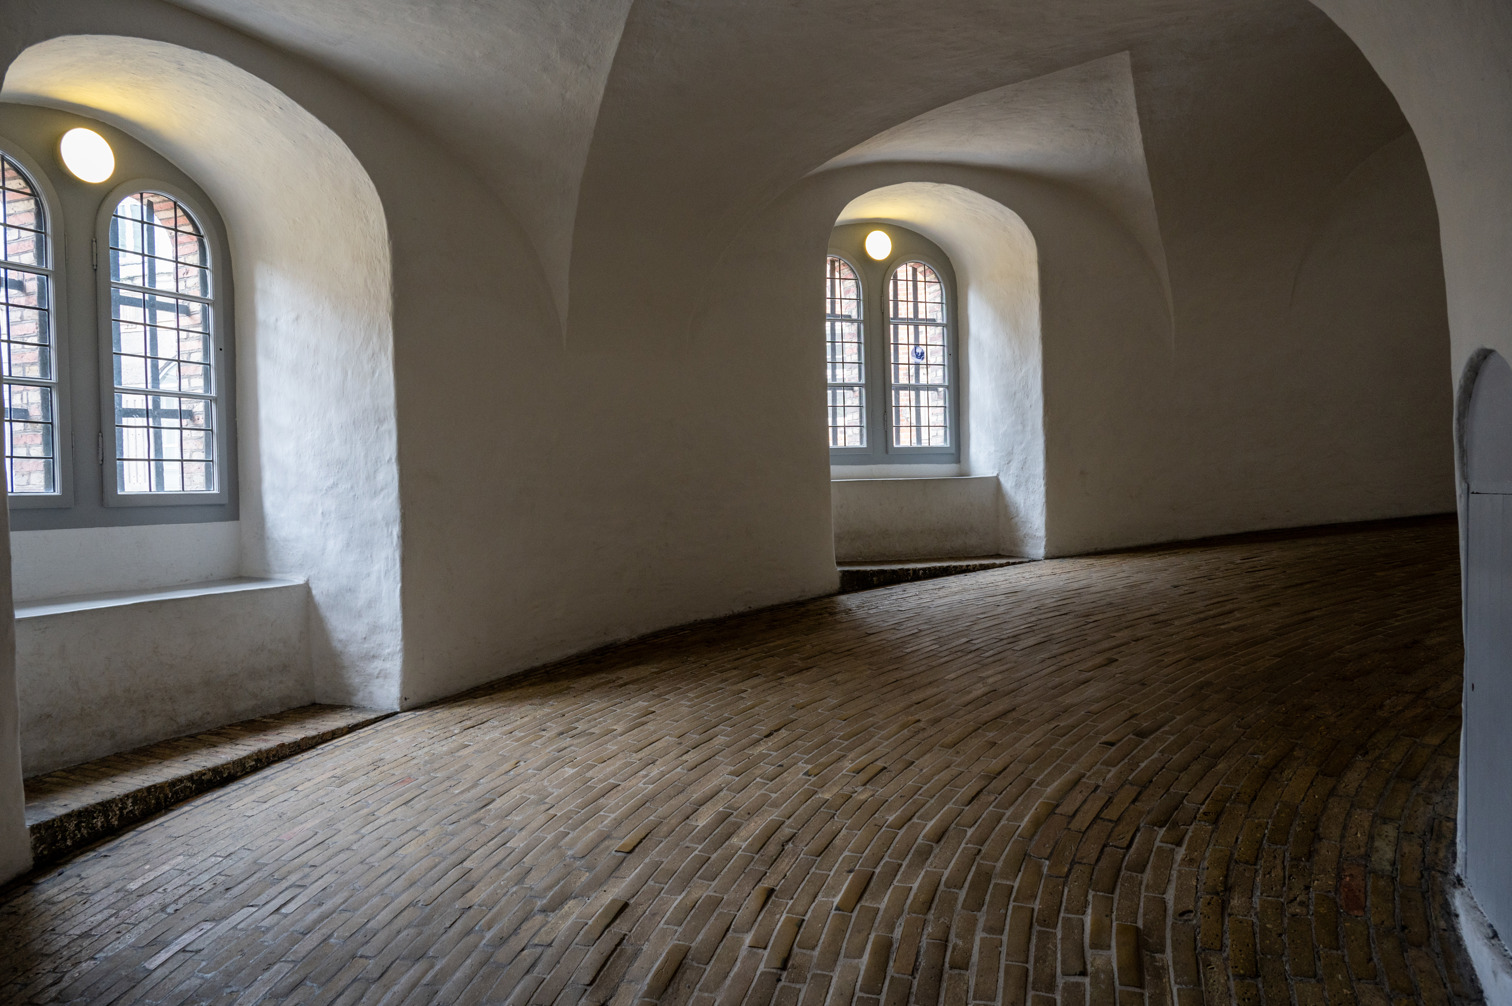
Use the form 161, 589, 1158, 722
150, 0, 1401, 340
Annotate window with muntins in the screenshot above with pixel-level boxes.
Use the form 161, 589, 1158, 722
826, 255, 865, 448
108, 191, 216, 495
888, 261, 949, 448
1, 153, 56, 495
825, 224, 957, 463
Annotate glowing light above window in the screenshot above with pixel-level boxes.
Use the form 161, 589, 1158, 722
59, 128, 114, 184
864, 229, 892, 261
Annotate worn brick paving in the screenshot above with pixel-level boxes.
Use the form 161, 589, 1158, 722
0, 517, 1479, 1004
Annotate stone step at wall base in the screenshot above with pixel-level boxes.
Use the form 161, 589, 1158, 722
24, 704, 394, 866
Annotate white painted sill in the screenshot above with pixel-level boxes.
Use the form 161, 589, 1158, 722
834, 465, 997, 484
15, 576, 307, 619
831, 463, 968, 481
832, 473, 998, 483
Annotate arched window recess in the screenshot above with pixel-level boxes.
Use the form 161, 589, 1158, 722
825, 222, 958, 464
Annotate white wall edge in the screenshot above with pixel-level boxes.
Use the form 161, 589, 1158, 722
1454, 885, 1512, 1005
15, 575, 307, 619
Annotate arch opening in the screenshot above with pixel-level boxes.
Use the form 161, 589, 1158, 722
0, 34, 402, 772
828, 182, 1044, 561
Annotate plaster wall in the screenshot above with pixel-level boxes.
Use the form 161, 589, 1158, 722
391, 250, 841, 703
571, 2, 1452, 559
10, 524, 239, 603
1048, 24, 1455, 554
832, 477, 999, 562
14, 579, 310, 775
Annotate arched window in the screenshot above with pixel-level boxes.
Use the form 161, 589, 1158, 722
888, 261, 949, 448
1, 152, 56, 495
826, 255, 865, 447
825, 225, 957, 463
107, 191, 218, 496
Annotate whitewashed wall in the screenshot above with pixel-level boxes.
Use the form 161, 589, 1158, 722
832, 477, 1000, 562
10, 524, 240, 603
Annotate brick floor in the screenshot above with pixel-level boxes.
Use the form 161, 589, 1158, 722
0, 516, 1479, 1004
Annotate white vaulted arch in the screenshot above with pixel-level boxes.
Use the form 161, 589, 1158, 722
3, 35, 403, 710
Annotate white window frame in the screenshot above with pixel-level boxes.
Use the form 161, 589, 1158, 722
827, 223, 960, 465
97, 180, 228, 507
0, 138, 71, 509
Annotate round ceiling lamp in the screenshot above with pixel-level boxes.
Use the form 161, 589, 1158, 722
59, 127, 115, 184
864, 229, 892, 261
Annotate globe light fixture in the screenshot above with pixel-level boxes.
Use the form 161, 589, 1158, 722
59, 127, 114, 184
864, 229, 892, 260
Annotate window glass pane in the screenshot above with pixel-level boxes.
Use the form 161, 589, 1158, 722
110, 192, 217, 494
0, 155, 55, 494
889, 322, 948, 387
825, 256, 866, 449
113, 391, 216, 494
889, 261, 945, 323
178, 262, 210, 299
111, 191, 212, 299
178, 328, 208, 363
828, 387, 866, 448
888, 261, 950, 449
111, 248, 143, 287
1, 155, 45, 269
182, 462, 213, 492
143, 253, 175, 293
1, 267, 45, 308
115, 320, 146, 356
891, 387, 950, 448
3, 316, 52, 381
3, 383, 54, 493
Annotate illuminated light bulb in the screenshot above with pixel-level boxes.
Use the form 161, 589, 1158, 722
864, 229, 892, 260
59, 128, 114, 184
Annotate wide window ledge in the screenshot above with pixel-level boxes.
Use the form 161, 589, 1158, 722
15, 575, 306, 619
832, 464, 973, 480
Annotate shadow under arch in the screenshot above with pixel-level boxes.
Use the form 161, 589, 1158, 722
1, 34, 404, 708
833, 181, 1046, 558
